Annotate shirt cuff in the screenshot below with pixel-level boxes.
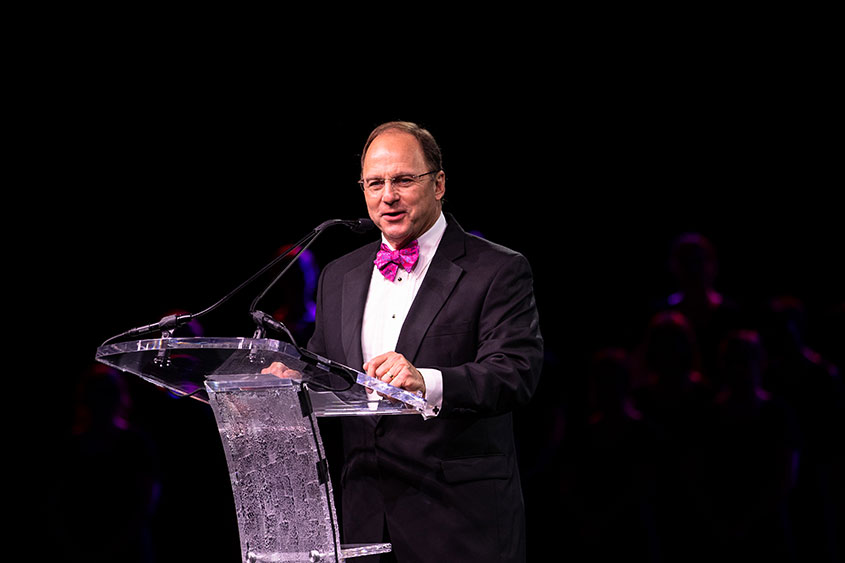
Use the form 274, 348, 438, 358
418, 368, 443, 419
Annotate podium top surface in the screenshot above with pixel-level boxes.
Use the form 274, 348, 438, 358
95, 337, 431, 416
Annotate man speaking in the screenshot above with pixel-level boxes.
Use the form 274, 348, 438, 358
266, 121, 543, 562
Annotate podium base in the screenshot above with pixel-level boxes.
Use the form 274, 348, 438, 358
247, 542, 392, 562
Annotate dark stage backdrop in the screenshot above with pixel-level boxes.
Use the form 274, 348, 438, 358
37, 94, 842, 562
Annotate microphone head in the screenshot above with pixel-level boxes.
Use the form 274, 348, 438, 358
349, 218, 375, 233
315, 218, 375, 233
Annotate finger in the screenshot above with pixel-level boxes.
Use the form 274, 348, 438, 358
365, 356, 386, 380
389, 369, 406, 387
261, 361, 293, 378
260, 362, 279, 375
387, 362, 416, 388
383, 364, 402, 383
366, 352, 398, 380
382, 356, 411, 383
375, 356, 399, 379
380, 361, 397, 379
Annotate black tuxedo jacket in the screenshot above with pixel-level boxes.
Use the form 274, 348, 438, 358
308, 214, 543, 562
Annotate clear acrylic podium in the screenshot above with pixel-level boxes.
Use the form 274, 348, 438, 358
96, 336, 432, 562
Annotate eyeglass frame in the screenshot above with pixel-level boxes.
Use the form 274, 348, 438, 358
358, 169, 441, 195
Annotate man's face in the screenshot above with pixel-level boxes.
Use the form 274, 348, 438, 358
361, 131, 445, 249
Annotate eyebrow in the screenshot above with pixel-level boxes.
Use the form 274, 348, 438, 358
362, 172, 415, 181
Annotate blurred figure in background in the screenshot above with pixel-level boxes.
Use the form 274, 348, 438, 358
632, 310, 707, 404
660, 233, 744, 384
266, 245, 318, 345
815, 300, 845, 559
703, 329, 799, 562
631, 310, 711, 562
761, 296, 843, 562
815, 300, 844, 375
556, 347, 658, 562
49, 364, 160, 562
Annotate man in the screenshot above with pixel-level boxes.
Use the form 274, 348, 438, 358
269, 121, 543, 562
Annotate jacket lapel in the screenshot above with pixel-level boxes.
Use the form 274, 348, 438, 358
340, 216, 466, 369
396, 216, 466, 363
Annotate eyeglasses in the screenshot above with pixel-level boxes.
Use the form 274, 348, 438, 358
358, 170, 440, 196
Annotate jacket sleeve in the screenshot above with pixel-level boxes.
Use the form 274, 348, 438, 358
437, 252, 544, 417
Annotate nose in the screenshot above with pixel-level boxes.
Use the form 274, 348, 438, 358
381, 180, 400, 203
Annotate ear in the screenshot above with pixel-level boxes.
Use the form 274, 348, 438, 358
434, 171, 446, 201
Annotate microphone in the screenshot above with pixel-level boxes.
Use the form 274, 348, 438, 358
250, 310, 297, 344
102, 218, 375, 346
121, 312, 195, 339
316, 218, 374, 233
346, 218, 375, 233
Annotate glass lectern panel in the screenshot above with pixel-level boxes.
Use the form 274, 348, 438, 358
95, 337, 432, 417
95, 337, 412, 561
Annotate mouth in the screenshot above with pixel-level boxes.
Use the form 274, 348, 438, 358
381, 210, 407, 222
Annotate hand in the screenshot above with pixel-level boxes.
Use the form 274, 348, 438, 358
260, 361, 302, 379
364, 352, 426, 397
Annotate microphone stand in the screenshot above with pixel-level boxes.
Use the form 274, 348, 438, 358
100, 225, 319, 346
248, 227, 326, 347
101, 219, 374, 347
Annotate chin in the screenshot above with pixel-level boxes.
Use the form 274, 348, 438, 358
383, 226, 413, 247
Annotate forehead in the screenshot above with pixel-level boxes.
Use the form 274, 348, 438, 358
362, 131, 426, 174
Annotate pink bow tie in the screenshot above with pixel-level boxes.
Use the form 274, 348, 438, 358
374, 240, 420, 281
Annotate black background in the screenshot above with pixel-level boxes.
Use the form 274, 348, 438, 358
30, 49, 842, 561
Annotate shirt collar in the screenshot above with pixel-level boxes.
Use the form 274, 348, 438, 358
380, 211, 447, 266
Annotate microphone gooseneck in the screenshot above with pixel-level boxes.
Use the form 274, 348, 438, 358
249, 219, 374, 345
102, 218, 375, 346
